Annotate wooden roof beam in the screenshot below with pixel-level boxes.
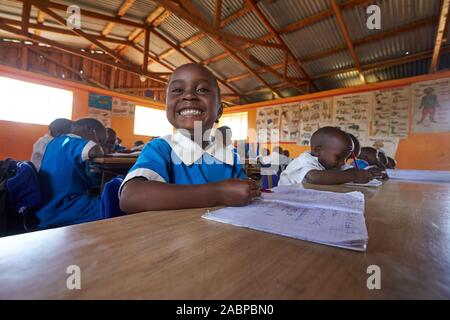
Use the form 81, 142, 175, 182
430, 0, 449, 73
331, 0, 366, 84
21, 0, 31, 35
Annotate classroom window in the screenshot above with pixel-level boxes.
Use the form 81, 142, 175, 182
0, 76, 73, 125
134, 106, 173, 137
218, 112, 248, 140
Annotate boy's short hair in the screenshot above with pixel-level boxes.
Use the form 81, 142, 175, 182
49, 118, 72, 137
72, 118, 106, 141
311, 126, 350, 148
134, 140, 144, 147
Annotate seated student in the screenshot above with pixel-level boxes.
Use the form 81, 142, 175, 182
386, 156, 397, 169
114, 137, 127, 152
345, 133, 369, 169
359, 147, 388, 179
269, 146, 290, 175
131, 140, 145, 151
31, 118, 72, 171
36, 118, 106, 229
256, 148, 271, 167
279, 127, 372, 185
283, 150, 292, 163
103, 128, 117, 154
377, 151, 388, 170
119, 63, 259, 213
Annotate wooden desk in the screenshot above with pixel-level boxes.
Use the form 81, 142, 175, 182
91, 156, 137, 192
1, 181, 450, 299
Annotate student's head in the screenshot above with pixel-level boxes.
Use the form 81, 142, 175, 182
49, 118, 72, 137
283, 150, 290, 158
310, 126, 352, 170
103, 128, 117, 153
262, 148, 270, 156
359, 147, 378, 166
215, 126, 232, 146
377, 151, 388, 169
272, 146, 283, 154
71, 118, 106, 144
134, 140, 144, 147
347, 133, 361, 157
166, 63, 222, 134
387, 156, 397, 169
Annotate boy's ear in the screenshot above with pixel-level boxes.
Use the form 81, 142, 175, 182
216, 101, 224, 123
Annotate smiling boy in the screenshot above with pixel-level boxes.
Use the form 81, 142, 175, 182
119, 63, 260, 213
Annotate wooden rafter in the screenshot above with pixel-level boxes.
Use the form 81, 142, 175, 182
246, 0, 313, 88
89, 0, 136, 50
430, 0, 450, 73
21, 0, 31, 35
152, 0, 285, 97
279, 0, 372, 34
2, 17, 133, 46
0, 20, 167, 84
28, 46, 108, 88
300, 16, 439, 62
142, 26, 150, 73
312, 44, 450, 80
215, 0, 222, 30
331, 0, 366, 84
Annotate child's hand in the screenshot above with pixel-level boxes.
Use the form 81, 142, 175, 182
368, 167, 389, 180
348, 168, 372, 184
215, 179, 261, 206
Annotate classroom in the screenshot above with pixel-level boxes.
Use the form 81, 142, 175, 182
0, 0, 450, 303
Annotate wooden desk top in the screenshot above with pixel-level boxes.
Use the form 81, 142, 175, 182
1, 181, 450, 299
92, 156, 138, 164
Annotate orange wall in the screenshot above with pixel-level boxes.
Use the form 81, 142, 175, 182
0, 65, 165, 161
225, 71, 450, 171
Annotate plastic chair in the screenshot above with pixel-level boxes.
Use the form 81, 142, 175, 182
101, 176, 125, 219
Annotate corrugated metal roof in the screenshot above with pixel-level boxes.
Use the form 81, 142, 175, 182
184, 35, 224, 61
257, 0, 333, 30
55, 0, 123, 16
125, 0, 158, 21
282, 17, 345, 58
163, 50, 195, 68
246, 46, 284, 66
343, 0, 441, 41
156, 14, 200, 43
147, 32, 173, 56
208, 55, 249, 78
260, 72, 281, 86
356, 25, 436, 64
303, 50, 354, 76
314, 70, 362, 91
191, 0, 244, 21
222, 11, 268, 39
231, 76, 260, 92
439, 53, 450, 70
365, 57, 430, 81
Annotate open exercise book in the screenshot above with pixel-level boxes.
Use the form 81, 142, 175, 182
203, 186, 368, 251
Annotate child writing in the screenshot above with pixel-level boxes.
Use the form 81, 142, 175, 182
279, 126, 372, 185
358, 147, 389, 179
119, 63, 260, 214
36, 118, 106, 228
31, 118, 72, 171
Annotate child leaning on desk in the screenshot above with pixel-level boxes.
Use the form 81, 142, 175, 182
279, 127, 373, 185
119, 63, 260, 214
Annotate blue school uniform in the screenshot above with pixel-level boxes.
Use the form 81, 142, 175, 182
120, 131, 246, 189
36, 134, 102, 229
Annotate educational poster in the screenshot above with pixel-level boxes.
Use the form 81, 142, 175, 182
412, 77, 450, 133
372, 86, 410, 137
297, 123, 319, 146
88, 108, 111, 128
299, 99, 333, 123
280, 102, 301, 142
333, 93, 373, 123
88, 93, 112, 110
334, 122, 369, 147
256, 106, 281, 142
366, 136, 400, 158
112, 98, 136, 117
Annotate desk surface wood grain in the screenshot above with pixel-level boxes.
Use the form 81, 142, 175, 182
1, 181, 450, 299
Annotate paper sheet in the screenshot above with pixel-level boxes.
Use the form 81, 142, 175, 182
345, 179, 382, 187
387, 169, 450, 183
203, 186, 368, 251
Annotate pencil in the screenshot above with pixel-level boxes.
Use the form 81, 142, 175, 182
352, 152, 360, 170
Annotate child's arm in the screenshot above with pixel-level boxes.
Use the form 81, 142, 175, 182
88, 145, 104, 159
120, 178, 260, 214
305, 168, 372, 185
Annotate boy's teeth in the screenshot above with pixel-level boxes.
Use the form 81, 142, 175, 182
180, 109, 202, 116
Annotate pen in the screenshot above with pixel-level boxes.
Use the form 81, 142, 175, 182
260, 189, 273, 193
352, 152, 360, 170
